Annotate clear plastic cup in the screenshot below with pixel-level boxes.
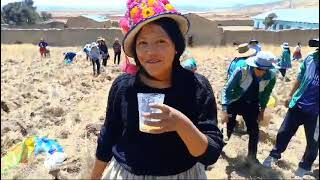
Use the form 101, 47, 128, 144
137, 93, 165, 133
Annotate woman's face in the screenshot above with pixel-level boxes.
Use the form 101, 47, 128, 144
135, 23, 176, 80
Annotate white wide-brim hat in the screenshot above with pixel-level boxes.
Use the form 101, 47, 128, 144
246, 51, 280, 70
281, 42, 290, 49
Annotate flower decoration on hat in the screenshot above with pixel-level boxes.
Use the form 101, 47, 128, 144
119, 0, 178, 34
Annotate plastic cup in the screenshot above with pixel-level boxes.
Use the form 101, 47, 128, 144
137, 93, 165, 133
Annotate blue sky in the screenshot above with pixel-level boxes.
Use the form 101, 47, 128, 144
1, 0, 284, 11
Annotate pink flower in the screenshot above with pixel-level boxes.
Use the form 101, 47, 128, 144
128, 1, 139, 9
153, 4, 165, 14
119, 18, 130, 33
160, 0, 170, 5
132, 12, 143, 24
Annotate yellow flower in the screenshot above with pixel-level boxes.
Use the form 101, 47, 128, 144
148, 0, 157, 6
141, 2, 147, 8
130, 6, 139, 18
142, 7, 155, 18
165, 3, 174, 11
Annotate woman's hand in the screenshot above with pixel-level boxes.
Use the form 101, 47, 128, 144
142, 103, 187, 134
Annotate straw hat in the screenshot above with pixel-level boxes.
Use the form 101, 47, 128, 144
235, 43, 256, 58
97, 37, 105, 42
120, 0, 190, 58
246, 51, 280, 70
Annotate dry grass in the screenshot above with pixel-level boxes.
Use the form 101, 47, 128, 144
1, 44, 319, 179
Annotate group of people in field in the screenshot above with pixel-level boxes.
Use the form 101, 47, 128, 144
81, 37, 122, 76
38, 37, 122, 77
223, 38, 318, 177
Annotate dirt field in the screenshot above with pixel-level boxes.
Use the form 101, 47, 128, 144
1, 44, 319, 179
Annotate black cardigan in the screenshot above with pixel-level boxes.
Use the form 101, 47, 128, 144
96, 66, 223, 176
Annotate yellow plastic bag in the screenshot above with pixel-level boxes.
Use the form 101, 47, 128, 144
1, 136, 36, 175
267, 96, 277, 108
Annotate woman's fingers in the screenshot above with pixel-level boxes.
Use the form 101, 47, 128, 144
149, 103, 170, 113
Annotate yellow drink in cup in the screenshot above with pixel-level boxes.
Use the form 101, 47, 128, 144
137, 93, 165, 133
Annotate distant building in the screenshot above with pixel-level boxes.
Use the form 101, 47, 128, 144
184, 13, 222, 46
66, 15, 112, 28
252, 8, 319, 31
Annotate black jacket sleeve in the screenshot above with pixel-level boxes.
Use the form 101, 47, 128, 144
95, 75, 125, 162
194, 74, 224, 166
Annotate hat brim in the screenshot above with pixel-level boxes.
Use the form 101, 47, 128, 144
246, 56, 279, 69
123, 13, 190, 58
249, 40, 259, 43
234, 48, 256, 58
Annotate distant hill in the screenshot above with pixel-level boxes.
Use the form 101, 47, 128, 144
198, 0, 319, 20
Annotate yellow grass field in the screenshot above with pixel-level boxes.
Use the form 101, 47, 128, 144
1, 44, 318, 179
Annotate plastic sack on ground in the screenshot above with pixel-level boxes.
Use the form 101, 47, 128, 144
1, 136, 65, 174
34, 137, 64, 155
1, 136, 36, 175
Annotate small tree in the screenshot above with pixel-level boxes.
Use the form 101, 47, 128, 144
1, 0, 41, 25
41, 11, 52, 21
263, 13, 277, 30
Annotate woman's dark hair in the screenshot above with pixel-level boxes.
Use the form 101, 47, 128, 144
131, 17, 186, 80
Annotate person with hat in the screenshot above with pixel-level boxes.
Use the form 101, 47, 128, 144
263, 39, 319, 178
292, 42, 302, 61
83, 43, 91, 61
112, 38, 122, 65
91, 0, 223, 179
97, 37, 110, 67
227, 43, 257, 79
249, 39, 262, 55
38, 38, 48, 58
221, 51, 278, 164
276, 42, 292, 81
90, 42, 101, 76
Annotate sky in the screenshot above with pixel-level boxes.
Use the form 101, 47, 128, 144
1, 0, 284, 11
